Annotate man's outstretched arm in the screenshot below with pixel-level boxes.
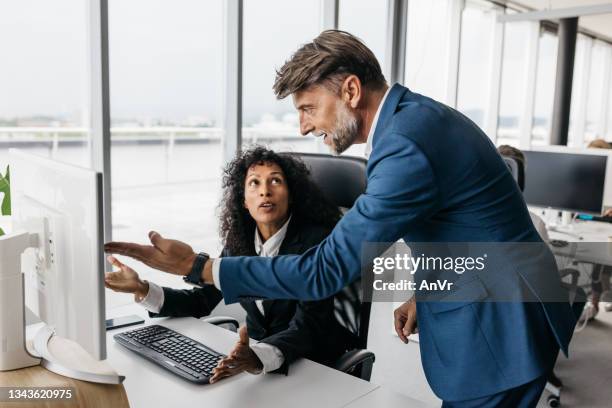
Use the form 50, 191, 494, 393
105, 136, 439, 303
215, 135, 440, 303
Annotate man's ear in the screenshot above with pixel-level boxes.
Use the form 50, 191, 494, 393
342, 75, 362, 109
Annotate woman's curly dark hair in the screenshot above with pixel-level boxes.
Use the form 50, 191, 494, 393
219, 146, 341, 255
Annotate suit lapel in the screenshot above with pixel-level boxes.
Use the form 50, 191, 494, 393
372, 83, 409, 150
241, 300, 265, 323
278, 217, 304, 255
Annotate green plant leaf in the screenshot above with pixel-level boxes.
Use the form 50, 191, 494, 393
0, 226, 4, 236
0, 165, 10, 216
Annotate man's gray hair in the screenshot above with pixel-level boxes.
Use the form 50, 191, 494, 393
273, 30, 387, 99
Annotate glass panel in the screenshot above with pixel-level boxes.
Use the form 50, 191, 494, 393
339, 0, 388, 158
585, 40, 607, 142
404, 0, 452, 103
0, 0, 89, 169
607, 63, 612, 141
242, 0, 320, 154
532, 30, 558, 145
338, 0, 387, 68
497, 20, 531, 146
456, 0, 498, 130
568, 34, 590, 147
108, 0, 225, 308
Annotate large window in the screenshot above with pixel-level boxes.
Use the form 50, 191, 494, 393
497, 20, 532, 146
242, 0, 321, 154
339, 0, 387, 67
456, 0, 500, 132
585, 40, 608, 141
404, 0, 453, 104
339, 0, 388, 158
532, 29, 558, 145
607, 66, 612, 140
0, 0, 89, 169
108, 0, 225, 308
568, 34, 591, 147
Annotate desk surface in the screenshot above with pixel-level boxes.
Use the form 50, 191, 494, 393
0, 364, 128, 408
549, 221, 612, 266
106, 309, 378, 408
344, 386, 434, 408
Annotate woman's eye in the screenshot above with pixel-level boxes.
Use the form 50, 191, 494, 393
271, 178, 281, 184
248, 180, 258, 187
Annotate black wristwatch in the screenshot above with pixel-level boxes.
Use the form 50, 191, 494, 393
183, 252, 210, 287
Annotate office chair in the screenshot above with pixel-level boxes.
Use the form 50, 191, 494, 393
502, 156, 525, 191
285, 152, 374, 382
205, 152, 375, 381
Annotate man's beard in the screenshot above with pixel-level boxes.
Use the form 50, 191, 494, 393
328, 101, 360, 155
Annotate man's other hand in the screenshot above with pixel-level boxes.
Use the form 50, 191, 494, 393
394, 297, 418, 344
104, 231, 196, 276
210, 326, 263, 383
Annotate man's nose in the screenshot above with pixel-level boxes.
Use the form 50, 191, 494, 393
299, 118, 314, 136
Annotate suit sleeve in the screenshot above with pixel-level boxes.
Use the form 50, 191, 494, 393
219, 134, 441, 303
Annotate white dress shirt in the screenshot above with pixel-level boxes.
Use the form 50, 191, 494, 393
137, 216, 293, 373
364, 86, 391, 159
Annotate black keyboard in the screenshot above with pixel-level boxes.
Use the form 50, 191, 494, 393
114, 324, 225, 384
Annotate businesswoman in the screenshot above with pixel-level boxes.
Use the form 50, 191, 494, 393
105, 146, 355, 383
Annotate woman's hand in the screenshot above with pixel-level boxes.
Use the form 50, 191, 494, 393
210, 326, 263, 384
104, 255, 149, 299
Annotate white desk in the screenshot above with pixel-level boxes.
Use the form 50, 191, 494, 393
105, 307, 378, 408
344, 386, 434, 408
549, 221, 612, 266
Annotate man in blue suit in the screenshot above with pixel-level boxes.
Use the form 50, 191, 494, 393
106, 30, 576, 406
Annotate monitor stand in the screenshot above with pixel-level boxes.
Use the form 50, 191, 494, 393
32, 325, 124, 385
0, 231, 123, 384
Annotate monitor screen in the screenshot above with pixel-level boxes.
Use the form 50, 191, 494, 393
523, 150, 607, 214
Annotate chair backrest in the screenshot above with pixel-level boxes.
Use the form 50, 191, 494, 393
283, 152, 371, 349
502, 156, 525, 191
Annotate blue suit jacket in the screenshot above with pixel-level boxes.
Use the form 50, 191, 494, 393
218, 84, 576, 401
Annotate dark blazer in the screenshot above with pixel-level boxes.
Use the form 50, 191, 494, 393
149, 218, 356, 374
216, 84, 577, 401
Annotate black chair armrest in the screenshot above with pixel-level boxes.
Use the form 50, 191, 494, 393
202, 316, 239, 332
333, 349, 376, 381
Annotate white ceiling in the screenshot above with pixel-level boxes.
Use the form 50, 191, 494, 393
510, 0, 612, 40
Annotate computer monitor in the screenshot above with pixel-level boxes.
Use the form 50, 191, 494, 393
9, 149, 106, 360
523, 149, 608, 214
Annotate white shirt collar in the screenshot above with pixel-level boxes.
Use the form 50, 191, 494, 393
364, 86, 391, 159
254, 215, 292, 257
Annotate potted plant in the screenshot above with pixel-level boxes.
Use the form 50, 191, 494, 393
0, 165, 10, 236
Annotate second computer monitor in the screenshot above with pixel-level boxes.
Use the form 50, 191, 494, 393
523, 150, 607, 215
